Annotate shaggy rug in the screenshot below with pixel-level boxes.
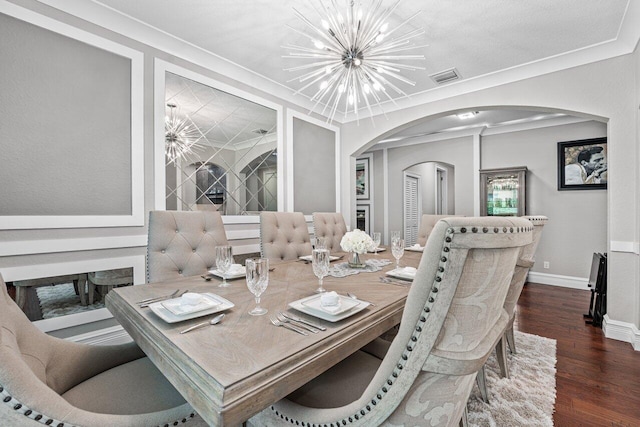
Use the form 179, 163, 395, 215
467, 331, 557, 427
36, 283, 104, 319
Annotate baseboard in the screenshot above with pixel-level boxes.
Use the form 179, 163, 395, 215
65, 325, 132, 345
603, 315, 640, 351
527, 272, 588, 290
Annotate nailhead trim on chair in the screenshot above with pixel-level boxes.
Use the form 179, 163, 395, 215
268, 223, 533, 426
0, 383, 197, 427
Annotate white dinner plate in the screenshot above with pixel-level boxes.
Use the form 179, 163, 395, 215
404, 246, 424, 252
208, 266, 246, 280
149, 293, 234, 323
386, 267, 417, 281
368, 247, 386, 253
289, 294, 369, 322
298, 255, 342, 262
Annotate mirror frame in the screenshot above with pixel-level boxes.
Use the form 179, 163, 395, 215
154, 59, 284, 214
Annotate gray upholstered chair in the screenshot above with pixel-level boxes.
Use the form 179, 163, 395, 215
312, 212, 348, 252
248, 217, 532, 427
416, 214, 463, 246
0, 273, 206, 427
260, 212, 313, 261
147, 210, 229, 283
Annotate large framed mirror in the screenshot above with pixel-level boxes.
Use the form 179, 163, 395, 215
155, 61, 283, 214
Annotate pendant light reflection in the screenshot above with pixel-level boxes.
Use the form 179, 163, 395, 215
165, 103, 203, 165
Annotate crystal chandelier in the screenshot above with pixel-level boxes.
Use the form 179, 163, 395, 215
165, 103, 203, 165
284, 0, 426, 123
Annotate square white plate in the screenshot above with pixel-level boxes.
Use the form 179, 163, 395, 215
386, 267, 417, 281
289, 294, 369, 322
298, 255, 342, 262
405, 246, 424, 252
161, 294, 220, 316
208, 266, 246, 280
149, 293, 234, 323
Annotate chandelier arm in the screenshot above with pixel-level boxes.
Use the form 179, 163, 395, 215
283, 60, 338, 75
362, 65, 406, 100
368, 44, 429, 56
360, 8, 421, 52
357, 0, 403, 51
291, 11, 346, 53
283, 42, 342, 56
366, 30, 426, 54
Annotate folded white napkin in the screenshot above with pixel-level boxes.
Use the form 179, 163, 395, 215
412, 243, 422, 249
396, 266, 417, 276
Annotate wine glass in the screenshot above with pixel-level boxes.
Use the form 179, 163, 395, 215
391, 230, 401, 245
371, 232, 381, 255
246, 258, 269, 316
391, 238, 405, 269
312, 248, 330, 293
215, 245, 233, 288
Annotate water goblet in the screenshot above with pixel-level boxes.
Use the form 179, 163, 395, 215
215, 245, 233, 288
391, 231, 401, 245
391, 238, 405, 269
312, 248, 330, 293
246, 258, 269, 316
313, 236, 327, 250
371, 232, 381, 255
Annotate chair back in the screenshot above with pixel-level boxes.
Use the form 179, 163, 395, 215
416, 214, 463, 246
147, 210, 229, 283
312, 212, 348, 252
260, 212, 313, 261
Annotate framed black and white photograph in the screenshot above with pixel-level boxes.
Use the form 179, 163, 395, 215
558, 137, 607, 191
356, 157, 370, 200
356, 204, 370, 234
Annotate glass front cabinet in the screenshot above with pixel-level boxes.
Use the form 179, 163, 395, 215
480, 167, 527, 216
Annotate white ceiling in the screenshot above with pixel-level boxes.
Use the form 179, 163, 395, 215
41, 0, 636, 134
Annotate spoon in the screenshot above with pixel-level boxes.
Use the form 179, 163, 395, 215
179, 313, 225, 334
347, 292, 375, 306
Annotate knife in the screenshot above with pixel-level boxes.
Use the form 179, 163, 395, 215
139, 290, 188, 307
280, 312, 327, 331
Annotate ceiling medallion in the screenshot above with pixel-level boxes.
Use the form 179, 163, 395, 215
284, 0, 426, 124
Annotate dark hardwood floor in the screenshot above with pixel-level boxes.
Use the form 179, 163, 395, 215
516, 283, 640, 427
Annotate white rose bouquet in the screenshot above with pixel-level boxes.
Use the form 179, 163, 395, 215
340, 229, 376, 254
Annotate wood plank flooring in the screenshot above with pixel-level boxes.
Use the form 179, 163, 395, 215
516, 283, 640, 427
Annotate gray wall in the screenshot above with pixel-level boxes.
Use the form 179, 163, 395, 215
481, 120, 607, 278
405, 161, 455, 215
293, 117, 336, 214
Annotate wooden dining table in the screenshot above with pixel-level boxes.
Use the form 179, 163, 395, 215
105, 249, 423, 426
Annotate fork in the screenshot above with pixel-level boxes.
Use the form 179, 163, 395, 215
136, 289, 180, 305
269, 316, 308, 335
139, 290, 188, 307
276, 312, 318, 333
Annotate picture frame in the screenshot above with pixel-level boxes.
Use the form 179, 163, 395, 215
356, 204, 370, 234
356, 157, 370, 200
557, 137, 607, 191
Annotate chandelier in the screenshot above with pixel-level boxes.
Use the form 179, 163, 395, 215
165, 103, 203, 164
284, 0, 426, 123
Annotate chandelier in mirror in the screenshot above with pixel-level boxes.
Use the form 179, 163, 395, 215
284, 0, 426, 123
164, 103, 203, 164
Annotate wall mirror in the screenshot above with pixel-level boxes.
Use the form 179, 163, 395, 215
164, 71, 278, 214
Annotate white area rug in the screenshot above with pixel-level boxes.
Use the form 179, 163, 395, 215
468, 331, 557, 427
36, 283, 104, 319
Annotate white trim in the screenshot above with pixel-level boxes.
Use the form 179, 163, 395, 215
473, 133, 481, 216
2, 255, 146, 333
0, 235, 148, 257
286, 110, 341, 212
383, 149, 389, 244
153, 59, 285, 213
610, 240, 640, 254
358, 153, 375, 232
66, 325, 133, 345
603, 315, 640, 351
527, 271, 588, 290
0, 1, 144, 229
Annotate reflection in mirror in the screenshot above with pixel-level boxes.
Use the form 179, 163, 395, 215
165, 72, 278, 214
7, 268, 133, 321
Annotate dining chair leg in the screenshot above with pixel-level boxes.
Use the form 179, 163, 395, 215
505, 325, 517, 354
476, 366, 489, 403
496, 336, 510, 379
459, 404, 469, 427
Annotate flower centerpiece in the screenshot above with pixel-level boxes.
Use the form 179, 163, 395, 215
340, 229, 376, 268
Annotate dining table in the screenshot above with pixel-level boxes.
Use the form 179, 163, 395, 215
105, 248, 423, 426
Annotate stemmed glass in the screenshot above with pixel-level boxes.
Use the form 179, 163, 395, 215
391, 238, 405, 269
246, 258, 269, 316
215, 245, 233, 288
391, 231, 401, 244
312, 248, 330, 293
371, 232, 381, 255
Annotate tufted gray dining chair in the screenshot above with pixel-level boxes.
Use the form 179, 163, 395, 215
248, 216, 533, 427
312, 212, 348, 252
0, 273, 207, 427
260, 212, 313, 261
147, 210, 229, 283
416, 214, 464, 246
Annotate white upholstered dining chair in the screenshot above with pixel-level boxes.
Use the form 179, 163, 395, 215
260, 212, 313, 261
416, 214, 463, 246
0, 273, 206, 427
312, 212, 348, 252
248, 216, 533, 427
147, 210, 229, 283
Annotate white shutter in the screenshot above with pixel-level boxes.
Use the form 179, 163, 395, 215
403, 173, 420, 246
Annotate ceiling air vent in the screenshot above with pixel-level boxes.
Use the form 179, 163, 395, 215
430, 68, 461, 85
252, 129, 269, 135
